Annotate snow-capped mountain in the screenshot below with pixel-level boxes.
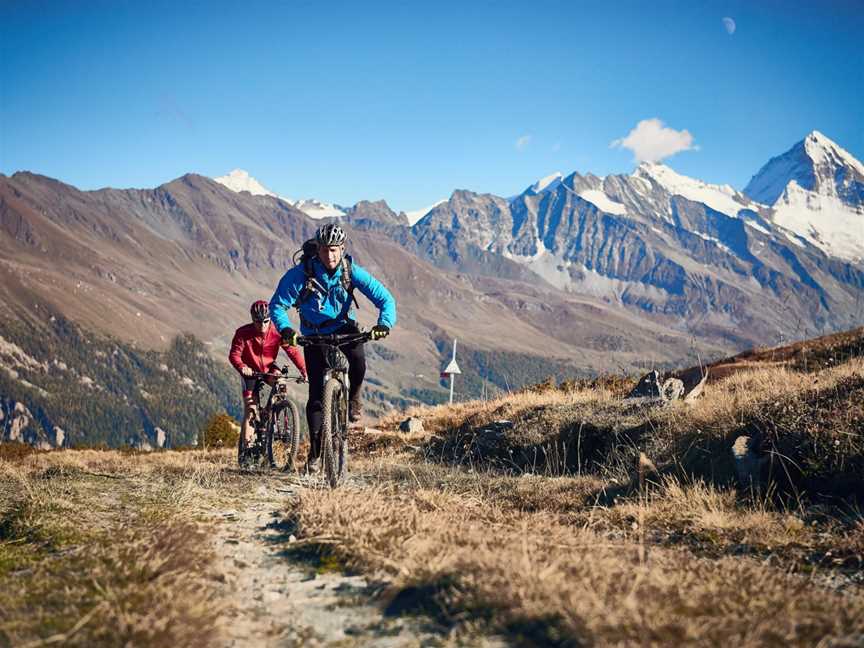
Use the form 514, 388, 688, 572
507, 134, 863, 262
406, 132, 864, 348
745, 131, 864, 205
634, 162, 757, 218
212, 169, 344, 219
213, 169, 292, 202
525, 171, 564, 195
744, 131, 864, 262
292, 199, 346, 219
405, 199, 447, 225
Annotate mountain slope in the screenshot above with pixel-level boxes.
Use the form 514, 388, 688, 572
2, 130, 862, 449
0, 171, 716, 437
410, 167, 863, 347
744, 131, 864, 261
214, 168, 346, 219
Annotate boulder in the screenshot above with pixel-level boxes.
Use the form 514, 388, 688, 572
661, 378, 685, 402
399, 417, 424, 434
683, 369, 709, 403
627, 370, 662, 399
626, 372, 686, 407
1, 398, 55, 447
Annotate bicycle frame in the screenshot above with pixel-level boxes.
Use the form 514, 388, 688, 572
249, 372, 299, 425
298, 331, 371, 392
297, 331, 372, 486
243, 366, 305, 469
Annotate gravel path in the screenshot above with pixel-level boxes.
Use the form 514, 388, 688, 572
210, 475, 447, 648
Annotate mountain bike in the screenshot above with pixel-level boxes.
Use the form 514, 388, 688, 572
298, 330, 373, 488
237, 365, 305, 472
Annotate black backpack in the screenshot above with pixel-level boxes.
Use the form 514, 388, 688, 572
292, 239, 359, 311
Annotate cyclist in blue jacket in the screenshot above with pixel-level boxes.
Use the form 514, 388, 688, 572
270, 223, 396, 472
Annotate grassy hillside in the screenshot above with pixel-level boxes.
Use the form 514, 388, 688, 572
1, 328, 862, 646
306, 328, 864, 645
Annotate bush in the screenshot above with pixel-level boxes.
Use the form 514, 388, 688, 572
199, 413, 240, 450
0, 441, 42, 463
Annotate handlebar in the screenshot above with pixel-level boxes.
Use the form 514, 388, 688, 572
297, 331, 373, 347
248, 365, 307, 383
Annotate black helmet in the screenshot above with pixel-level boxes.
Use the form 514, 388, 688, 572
250, 300, 269, 322
316, 223, 346, 246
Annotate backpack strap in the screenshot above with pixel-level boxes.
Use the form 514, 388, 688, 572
341, 255, 360, 310
297, 257, 326, 305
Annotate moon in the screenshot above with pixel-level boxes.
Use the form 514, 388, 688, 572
722, 17, 736, 35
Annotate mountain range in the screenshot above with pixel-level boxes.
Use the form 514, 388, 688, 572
1, 130, 862, 447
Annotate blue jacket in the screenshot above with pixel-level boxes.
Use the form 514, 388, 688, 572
269, 256, 397, 335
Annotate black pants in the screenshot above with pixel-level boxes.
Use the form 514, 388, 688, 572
304, 322, 366, 458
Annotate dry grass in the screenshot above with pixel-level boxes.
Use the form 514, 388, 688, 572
1, 332, 862, 646
378, 387, 616, 436
280, 349, 864, 646
287, 463, 864, 646
0, 449, 241, 647
395, 359, 864, 506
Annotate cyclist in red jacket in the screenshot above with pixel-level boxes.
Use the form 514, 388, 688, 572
229, 300, 307, 448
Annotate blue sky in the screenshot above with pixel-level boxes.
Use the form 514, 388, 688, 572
1, 0, 862, 212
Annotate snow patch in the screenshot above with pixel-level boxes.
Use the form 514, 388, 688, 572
214, 169, 294, 203
293, 199, 346, 219
692, 231, 733, 255
578, 189, 626, 215
770, 181, 864, 261
501, 243, 572, 291
531, 171, 563, 193
744, 220, 771, 235
214, 169, 345, 219
635, 162, 757, 217
405, 199, 447, 226
805, 131, 864, 177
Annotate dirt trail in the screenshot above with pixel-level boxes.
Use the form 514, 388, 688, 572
209, 474, 444, 648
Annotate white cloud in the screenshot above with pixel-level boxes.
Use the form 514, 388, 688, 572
722, 17, 736, 35
515, 134, 532, 151
610, 118, 698, 163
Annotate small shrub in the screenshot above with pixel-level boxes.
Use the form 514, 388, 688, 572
198, 413, 239, 450
0, 442, 42, 463
523, 377, 557, 394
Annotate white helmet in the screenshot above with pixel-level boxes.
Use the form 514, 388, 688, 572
316, 223, 346, 246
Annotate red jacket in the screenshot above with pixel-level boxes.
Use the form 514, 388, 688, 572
229, 323, 307, 377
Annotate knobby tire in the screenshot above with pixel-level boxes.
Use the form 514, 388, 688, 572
268, 400, 300, 472
320, 378, 348, 488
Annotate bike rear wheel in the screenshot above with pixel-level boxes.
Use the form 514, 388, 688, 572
268, 401, 300, 472
320, 378, 348, 488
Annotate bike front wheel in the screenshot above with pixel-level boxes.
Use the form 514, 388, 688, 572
320, 378, 348, 488
268, 401, 300, 472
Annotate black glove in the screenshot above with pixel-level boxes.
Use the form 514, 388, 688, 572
370, 325, 390, 340
280, 327, 299, 347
